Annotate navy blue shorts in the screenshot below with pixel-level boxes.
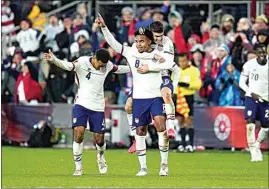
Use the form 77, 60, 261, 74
72, 104, 105, 133
161, 76, 173, 92
245, 97, 269, 122
132, 97, 164, 127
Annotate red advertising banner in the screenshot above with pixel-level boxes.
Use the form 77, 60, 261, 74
194, 107, 268, 149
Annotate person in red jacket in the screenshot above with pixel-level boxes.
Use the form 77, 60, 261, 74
15, 61, 43, 104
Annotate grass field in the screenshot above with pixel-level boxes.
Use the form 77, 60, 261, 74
2, 146, 268, 188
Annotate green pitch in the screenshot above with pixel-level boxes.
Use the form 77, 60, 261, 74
2, 146, 268, 188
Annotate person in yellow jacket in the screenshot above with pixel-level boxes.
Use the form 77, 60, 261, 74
175, 53, 202, 152
28, 2, 46, 31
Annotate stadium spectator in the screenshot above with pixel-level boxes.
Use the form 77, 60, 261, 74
16, 19, 40, 62
166, 11, 190, 53
190, 44, 210, 103
1, 0, 15, 36
255, 14, 269, 31
255, 29, 269, 47
1, 49, 24, 103
72, 14, 91, 36
187, 34, 201, 58
14, 61, 43, 104
236, 18, 254, 42
77, 3, 92, 26
27, 0, 47, 31
116, 6, 136, 45
70, 30, 90, 60
220, 14, 235, 43
135, 7, 153, 29
229, 32, 253, 72
55, 15, 73, 59
203, 24, 223, 60
215, 63, 242, 106
41, 51, 74, 103
39, 14, 64, 52
175, 53, 202, 152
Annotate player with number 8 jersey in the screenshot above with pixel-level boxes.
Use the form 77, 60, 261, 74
97, 13, 176, 176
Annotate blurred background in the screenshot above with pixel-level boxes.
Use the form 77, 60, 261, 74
1, 0, 269, 151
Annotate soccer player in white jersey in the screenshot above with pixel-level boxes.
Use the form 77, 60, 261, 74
239, 44, 269, 162
43, 48, 130, 175
126, 21, 180, 153
96, 13, 175, 176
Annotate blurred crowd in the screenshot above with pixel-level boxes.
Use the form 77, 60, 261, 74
1, 0, 269, 106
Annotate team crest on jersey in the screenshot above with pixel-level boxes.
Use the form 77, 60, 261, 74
73, 118, 77, 123
135, 118, 139, 123
247, 110, 252, 116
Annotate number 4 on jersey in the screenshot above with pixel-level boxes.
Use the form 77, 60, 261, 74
86, 72, 91, 80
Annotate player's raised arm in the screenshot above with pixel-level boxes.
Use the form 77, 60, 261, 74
96, 13, 130, 57
43, 50, 76, 71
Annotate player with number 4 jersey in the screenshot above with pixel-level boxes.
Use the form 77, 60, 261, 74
239, 44, 269, 162
43, 48, 130, 176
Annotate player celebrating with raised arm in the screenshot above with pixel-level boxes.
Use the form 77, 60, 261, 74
43, 48, 130, 175
96, 13, 175, 176
239, 44, 269, 162
126, 21, 180, 153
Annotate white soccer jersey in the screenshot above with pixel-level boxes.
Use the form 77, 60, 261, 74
102, 27, 175, 99
51, 55, 130, 112
159, 36, 175, 77
240, 57, 269, 101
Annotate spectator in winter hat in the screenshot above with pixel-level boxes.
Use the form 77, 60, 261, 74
255, 14, 269, 31
221, 14, 235, 43
70, 30, 90, 60
166, 10, 192, 53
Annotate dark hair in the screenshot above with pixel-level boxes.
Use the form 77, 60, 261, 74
135, 27, 154, 43
149, 21, 164, 33
255, 43, 267, 50
178, 53, 189, 58
95, 48, 110, 63
211, 24, 220, 30
247, 50, 257, 55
